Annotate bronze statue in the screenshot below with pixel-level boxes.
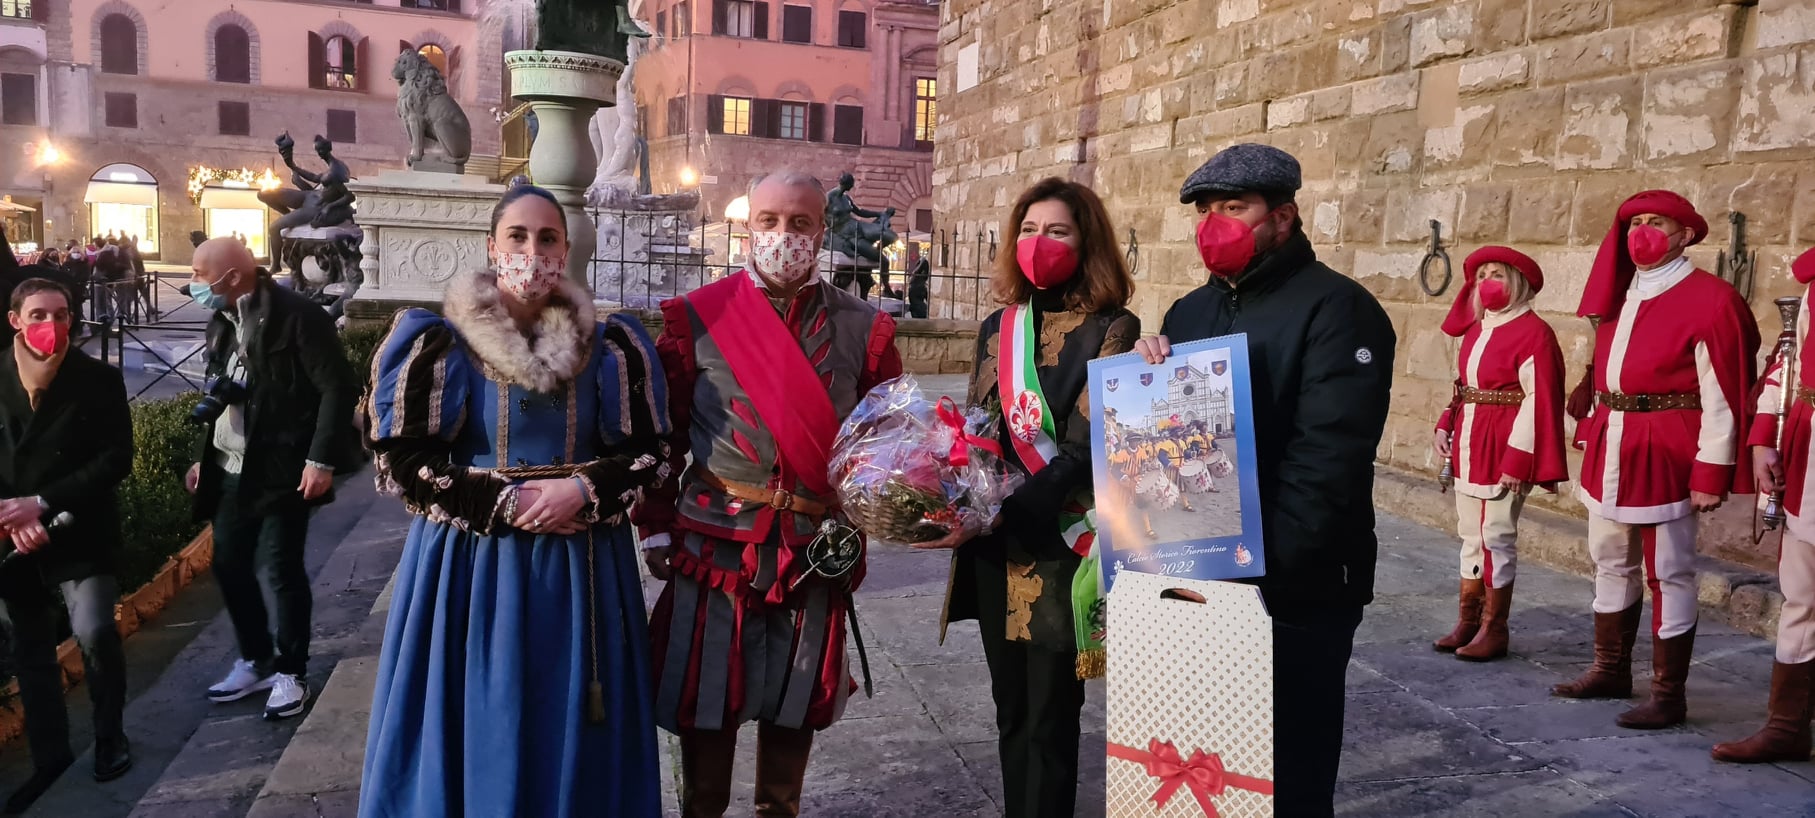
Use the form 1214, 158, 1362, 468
535, 0, 634, 63
260, 133, 356, 273
258, 132, 362, 313
392, 50, 472, 171
825, 172, 898, 271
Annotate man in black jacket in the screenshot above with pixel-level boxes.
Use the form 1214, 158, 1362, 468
0, 278, 134, 812
1135, 143, 1395, 817
182, 239, 357, 722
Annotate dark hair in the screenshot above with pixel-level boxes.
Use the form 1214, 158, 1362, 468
992, 178, 1135, 314
490, 184, 564, 236
10, 278, 71, 314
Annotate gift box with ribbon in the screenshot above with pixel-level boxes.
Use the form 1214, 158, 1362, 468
1106, 571, 1273, 817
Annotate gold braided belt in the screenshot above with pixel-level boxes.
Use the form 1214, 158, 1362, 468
1797, 386, 1815, 407
1597, 391, 1702, 412
1458, 387, 1525, 406
494, 463, 609, 725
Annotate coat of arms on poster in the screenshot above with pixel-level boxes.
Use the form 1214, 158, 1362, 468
1087, 334, 1265, 592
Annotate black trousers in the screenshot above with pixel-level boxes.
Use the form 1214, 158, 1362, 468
1272, 604, 1365, 818
211, 475, 313, 677
975, 586, 1086, 818
0, 573, 126, 770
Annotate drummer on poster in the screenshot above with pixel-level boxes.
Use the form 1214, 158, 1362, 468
1553, 190, 1759, 731
1431, 247, 1569, 662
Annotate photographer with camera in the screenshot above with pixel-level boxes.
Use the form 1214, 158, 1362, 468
182, 239, 357, 722
0, 278, 134, 813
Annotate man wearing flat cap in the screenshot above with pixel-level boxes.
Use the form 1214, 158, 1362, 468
1135, 143, 1395, 816
1553, 190, 1759, 732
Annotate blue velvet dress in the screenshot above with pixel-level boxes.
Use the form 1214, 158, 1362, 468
358, 305, 669, 818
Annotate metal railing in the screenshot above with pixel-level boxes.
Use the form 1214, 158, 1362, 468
584, 209, 1140, 322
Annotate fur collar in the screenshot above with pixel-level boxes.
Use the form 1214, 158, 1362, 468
443, 269, 596, 394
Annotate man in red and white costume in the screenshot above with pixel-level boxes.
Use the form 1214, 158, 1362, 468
635, 171, 903, 818
1713, 247, 1815, 764
1432, 246, 1569, 662
1553, 190, 1759, 730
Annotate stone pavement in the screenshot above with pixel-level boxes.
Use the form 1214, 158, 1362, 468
3, 372, 1813, 816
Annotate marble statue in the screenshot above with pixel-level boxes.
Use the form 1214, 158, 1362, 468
587, 2, 650, 206
393, 50, 473, 172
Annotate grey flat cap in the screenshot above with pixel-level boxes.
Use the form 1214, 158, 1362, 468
1178, 143, 1303, 204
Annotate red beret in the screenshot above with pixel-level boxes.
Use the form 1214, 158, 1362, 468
1615, 190, 1709, 245
1465, 245, 1544, 292
1794, 247, 1815, 286
1441, 246, 1545, 337
1578, 189, 1708, 320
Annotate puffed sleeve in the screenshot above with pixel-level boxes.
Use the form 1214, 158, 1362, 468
366, 308, 509, 533
576, 313, 675, 523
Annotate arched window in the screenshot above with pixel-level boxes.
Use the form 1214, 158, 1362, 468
418, 43, 446, 76
326, 36, 356, 89
99, 13, 137, 75
214, 24, 250, 83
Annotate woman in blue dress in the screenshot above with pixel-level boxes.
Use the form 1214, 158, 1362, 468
359, 184, 669, 817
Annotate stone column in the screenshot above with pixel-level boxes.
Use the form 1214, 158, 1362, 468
359, 225, 382, 291
504, 50, 626, 286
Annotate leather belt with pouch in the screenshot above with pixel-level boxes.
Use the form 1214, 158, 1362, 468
1459, 386, 1525, 406
1597, 391, 1701, 412
697, 469, 830, 517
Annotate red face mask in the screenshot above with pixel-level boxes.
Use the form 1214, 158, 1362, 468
22, 322, 67, 357
1627, 225, 1675, 268
1477, 279, 1511, 312
1196, 213, 1258, 277
1015, 235, 1079, 289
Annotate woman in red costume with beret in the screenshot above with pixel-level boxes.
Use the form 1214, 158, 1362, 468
1432, 247, 1568, 661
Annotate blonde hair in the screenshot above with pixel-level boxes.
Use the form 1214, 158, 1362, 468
1472, 261, 1533, 317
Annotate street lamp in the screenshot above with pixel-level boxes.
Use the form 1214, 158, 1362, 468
724, 195, 748, 223
679, 166, 699, 187
36, 143, 60, 165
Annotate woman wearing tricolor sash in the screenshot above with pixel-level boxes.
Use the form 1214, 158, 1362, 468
926, 178, 1138, 818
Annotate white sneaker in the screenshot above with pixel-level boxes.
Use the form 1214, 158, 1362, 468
206, 659, 274, 703
263, 673, 309, 721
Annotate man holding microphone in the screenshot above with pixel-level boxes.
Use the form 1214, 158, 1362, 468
0, 278, 135, 813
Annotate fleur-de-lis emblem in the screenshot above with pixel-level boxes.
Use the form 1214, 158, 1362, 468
1008, 390, 1044, 443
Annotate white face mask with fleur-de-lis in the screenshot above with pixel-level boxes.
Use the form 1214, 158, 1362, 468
748, 230, 821, 287
494, 252, 566, 301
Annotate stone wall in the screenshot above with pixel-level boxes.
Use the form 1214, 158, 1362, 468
934, 0, 1815, 570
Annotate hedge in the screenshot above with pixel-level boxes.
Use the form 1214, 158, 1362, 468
114, 393, 208, 592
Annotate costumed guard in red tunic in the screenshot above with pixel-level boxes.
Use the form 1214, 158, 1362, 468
634, 174, 903, 817
1553, 190, 1759, 731
1714, 247, 1815, 763
1432, 247, 1568, 661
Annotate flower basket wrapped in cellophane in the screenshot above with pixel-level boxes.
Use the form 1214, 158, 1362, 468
830, 375, 1024, 543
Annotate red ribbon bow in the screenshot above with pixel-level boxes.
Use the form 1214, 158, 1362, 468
1107, 739, 1274, 817
935, 397, 1003, 467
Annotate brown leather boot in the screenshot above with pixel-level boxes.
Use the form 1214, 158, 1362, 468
754, 721, 815, 818
1457, 582, 1513, 662
1434, 579, 1485, 653
1618, 627, 1696, 729
1552, 601, 1641, 698
1712, 660, 1814, 763
679, 727, 740, 818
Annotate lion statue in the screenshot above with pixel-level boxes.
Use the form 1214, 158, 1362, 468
392, 50, 472, 169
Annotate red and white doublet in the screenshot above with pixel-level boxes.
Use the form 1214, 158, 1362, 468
1575, 257, 1759, 638
1748, 283, 1815, 665
1436, 307, 1569, 587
